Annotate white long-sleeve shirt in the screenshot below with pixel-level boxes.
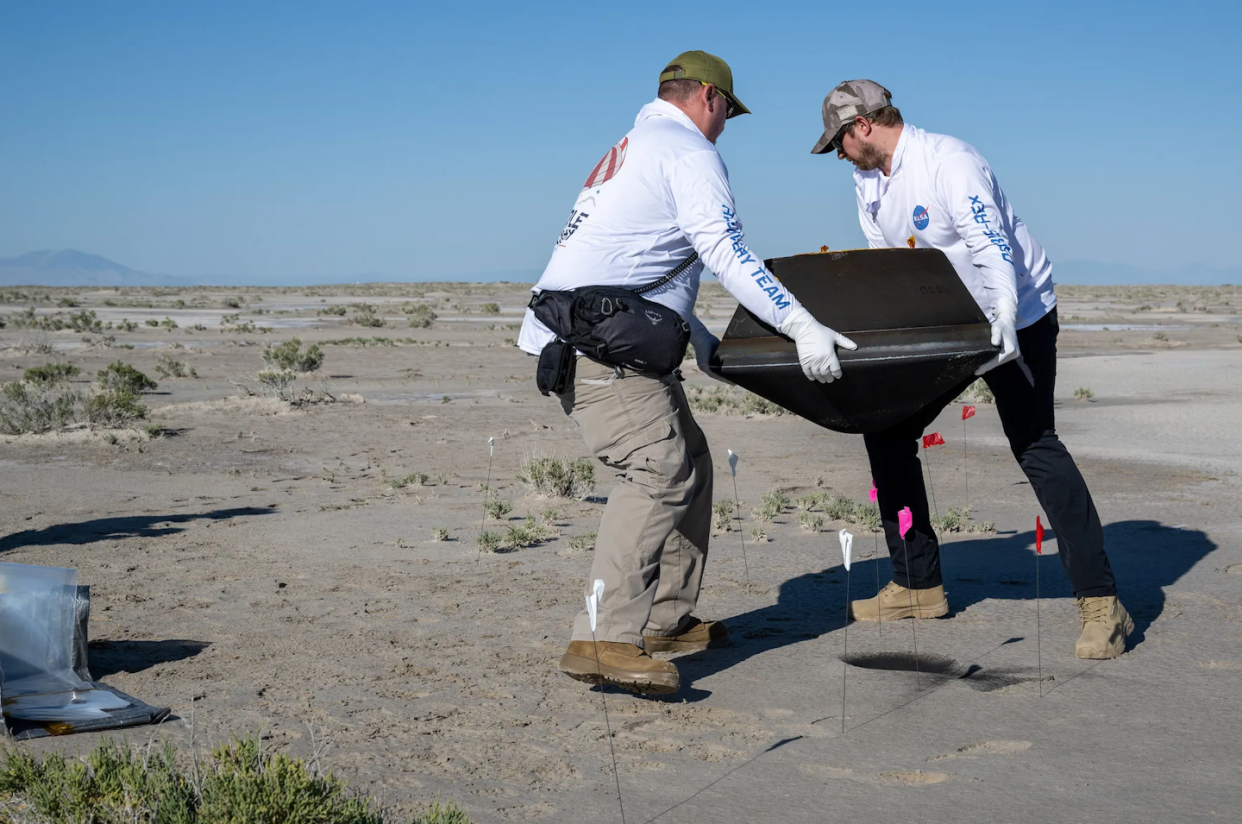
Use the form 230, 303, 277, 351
854, 125, 1055, 329
518, 98, 801, 355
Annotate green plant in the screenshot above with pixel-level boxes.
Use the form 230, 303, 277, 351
156, 353, 196, 378
539, 507, 562, 524
518, 456, 596, 498
567, 531, 598, 551
160, 316, 178, 329
931, 506, 995, 534
502, 522, 545, 549
956, 379, 995, 405
263, 338, 325, 373
97, 361, 158, 394
1073, 386, 1095, 401
144, 318, 160, 327
258, 369, 296, 398
798, 512, 825, 532
84, 388, 147, 426
23, 363, 80, 384
749, 527, 770, 543
432, 527, 450, 541
821, 494, 882, 532
477, 531, 502, 552
712, 500, 735, 532
1152, 331, 1168, 341
391, 472, 430, 488
480, 302, 501, 315
684, 385, 787, 416
405, 303, 438, 328
319, 304, 348, 316
486, 498, 513, 520
0, 381, 80, 434
441, 395, 452, 403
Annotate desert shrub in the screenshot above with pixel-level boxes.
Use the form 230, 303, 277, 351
1073, 386, 1095, 401
23, 363, 80, 384
0, 381, 81, 434
257, 369, 296, 399
144, 318, 160, 327
97, 361, 158, 394
477, 531, 502, 552
480, 302, 501, 315
1152, 331, 1168, 341
156, 354, 197, 378
956, 379, 995, 405
160, 316, 178, 329
821, 494, 882, 532
83, 388, 147, 426
684, 385, 787, 416
754, 490, 791, 521
798, 512, 825, 532
503, 523, 545, 549
518, 456, 596, 498
712, 500, 735, 532
932, 506, 995, 534
263, 338, 325, 373
486, 498, 513, 520
319, 304, 348, 316
391, 472, 430, 488
567, 531, 597, 551
539, 507, 562, 524
431, 527, 450, 541
56, 297, 79, 307
403, 303, 438, 328
749, 527, 770, 543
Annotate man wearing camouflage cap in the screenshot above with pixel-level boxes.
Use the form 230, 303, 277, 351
811, 80, 1132, 660
517, 52, 856, 695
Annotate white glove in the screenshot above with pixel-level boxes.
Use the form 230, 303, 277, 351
777, 306, 858, 383
690, 326, 732, 384
975, 297, 1020, 376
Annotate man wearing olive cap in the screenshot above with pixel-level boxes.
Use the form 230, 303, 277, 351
811, 80, 1132, 659
518, 52, 855, 694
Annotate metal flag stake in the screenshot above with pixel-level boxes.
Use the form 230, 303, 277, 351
921, 432, 944, 520
586, 579, 625, 824
727, 449, 751, 589
898, 506, 922, 690
839, 529, 854, 733
961, 405, 976, 509
476, 437, 496, 563
1035, 516, 1045, 697
870, 480, 883, 638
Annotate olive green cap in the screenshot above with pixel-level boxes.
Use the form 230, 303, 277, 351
658, 50, 750, 118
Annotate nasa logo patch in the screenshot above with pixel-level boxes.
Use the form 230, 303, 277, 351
913, 205, 930, 230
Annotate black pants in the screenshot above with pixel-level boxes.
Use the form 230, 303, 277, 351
863, 309, 1116, 598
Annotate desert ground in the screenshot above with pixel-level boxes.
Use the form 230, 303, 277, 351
2, 280, 1240, 822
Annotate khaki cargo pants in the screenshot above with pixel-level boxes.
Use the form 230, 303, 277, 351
558, 357, 713, 647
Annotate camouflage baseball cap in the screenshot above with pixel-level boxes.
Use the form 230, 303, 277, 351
811, 79, 892, 154
659, 50, 750, 118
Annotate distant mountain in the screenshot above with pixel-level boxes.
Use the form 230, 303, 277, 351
1054, 260, 1241, 286
0, 250, 187, 287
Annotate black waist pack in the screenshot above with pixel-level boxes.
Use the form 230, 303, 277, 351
535, 339, 576, 396
529, 254, 698, 381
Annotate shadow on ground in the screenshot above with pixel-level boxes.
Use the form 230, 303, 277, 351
674, 519, 1215, 695
0, 506, 275, 553
88, 639, 212, 678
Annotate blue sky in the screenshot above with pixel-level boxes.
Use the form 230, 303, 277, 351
2, 1, 1238, 282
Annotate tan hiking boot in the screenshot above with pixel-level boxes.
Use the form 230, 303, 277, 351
558, 640, 680, 695
849, 581, 949, 622
643, 617, 731, 653
1075, 596, 1133, 659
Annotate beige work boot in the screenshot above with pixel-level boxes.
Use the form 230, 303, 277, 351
559, 640, 680, 695
643, 617, 731, 653
849, 581, 949, 622
1074, 596, 1133, 659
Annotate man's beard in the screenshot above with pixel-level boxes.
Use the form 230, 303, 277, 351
851, 140, 886, 172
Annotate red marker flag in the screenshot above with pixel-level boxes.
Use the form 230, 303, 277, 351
962, 405, 976, 421
1036, 516, 1044, 555
922, 432, 945, 449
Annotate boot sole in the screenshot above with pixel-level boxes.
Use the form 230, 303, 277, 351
849, 599, 950, 622
1075, 612, 1135, 660
558, 652, 679, 695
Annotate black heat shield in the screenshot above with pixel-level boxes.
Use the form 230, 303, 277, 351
710, 248, 996, 434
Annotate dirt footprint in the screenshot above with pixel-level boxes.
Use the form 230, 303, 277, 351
798, 764, 950, 786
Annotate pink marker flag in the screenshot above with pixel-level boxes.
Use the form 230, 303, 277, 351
1036, 516, 1044, 555
962, 405, 976, 421
898, 506, 914, 539
869, 480, 878, 503
922, 432, 945, 449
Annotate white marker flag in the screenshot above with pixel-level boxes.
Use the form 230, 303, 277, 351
488, 436, 495, 455
839, 529, 854, 571
585, 579, 605, 633
727, 449, 739, 475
